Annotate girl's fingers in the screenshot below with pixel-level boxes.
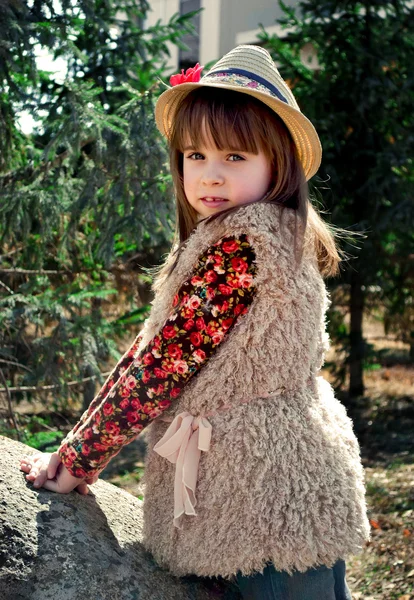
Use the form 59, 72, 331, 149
26, 467, 38, 480
20, 455, 38, 471
33, 465, 49, 488
20, 455, 33, 463
20, 453, 56, 488
41, 478, 68, 493
47, 452, 61, 479
76, 482, 90, 495
42, 476, 81, 494
42, 464, 86, 494
20, 454, 43, 472
20, 454, 88, 494
23, 459, 40, 480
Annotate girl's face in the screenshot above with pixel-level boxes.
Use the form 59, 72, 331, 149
183, 136, 272, 218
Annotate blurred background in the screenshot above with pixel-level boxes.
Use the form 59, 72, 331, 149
0, 1, 413, 597
146, 0, 318, 71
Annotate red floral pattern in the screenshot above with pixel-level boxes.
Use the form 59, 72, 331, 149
58, 235, 257, 478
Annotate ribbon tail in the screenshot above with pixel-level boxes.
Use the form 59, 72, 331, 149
182, 428, 201, 516
173, 425, 192, 529
153, 412, 212, 529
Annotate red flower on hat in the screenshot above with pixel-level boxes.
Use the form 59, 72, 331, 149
170, 63, 203, 86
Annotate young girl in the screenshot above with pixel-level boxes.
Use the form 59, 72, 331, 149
20, 45, 371, 599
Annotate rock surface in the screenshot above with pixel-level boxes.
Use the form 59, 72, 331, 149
0, 436, 240, 600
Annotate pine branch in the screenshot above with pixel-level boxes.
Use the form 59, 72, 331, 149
0, 246, 23, 260
0, 268, 71, 275
0, 371, 112, 394
0, 359, 32, 373
0, 279, 14, 294
0, 268, 73, 275
0, 137, 95, 188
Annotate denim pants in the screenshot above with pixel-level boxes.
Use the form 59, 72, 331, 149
234, 559, 352, 600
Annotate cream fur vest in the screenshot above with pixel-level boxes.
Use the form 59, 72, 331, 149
136, 202, 371, 579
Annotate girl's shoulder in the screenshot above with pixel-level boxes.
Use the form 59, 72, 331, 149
203, 202, 295, 238
199, 202, 300, 259
214, 203, 319, 278
175, 202, 317, 289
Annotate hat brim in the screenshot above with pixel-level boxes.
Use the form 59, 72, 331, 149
155, 81, 322, 181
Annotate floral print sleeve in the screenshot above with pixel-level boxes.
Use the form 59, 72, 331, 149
68, 332, 144, 436
58, 234, 257, 478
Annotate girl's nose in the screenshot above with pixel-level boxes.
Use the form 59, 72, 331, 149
201, 165, 224, 186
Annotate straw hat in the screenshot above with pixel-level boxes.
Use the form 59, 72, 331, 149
155, 45, 322, 181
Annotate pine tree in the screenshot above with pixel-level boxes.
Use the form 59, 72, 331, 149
0, 0, 196, 419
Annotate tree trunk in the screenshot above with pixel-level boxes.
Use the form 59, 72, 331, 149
349, 270, 365, 398
82, 363, 97, 413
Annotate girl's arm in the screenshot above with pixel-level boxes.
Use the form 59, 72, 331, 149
19, 333, 144, 492
69, 332, 144, 436
57, 234, 257, 479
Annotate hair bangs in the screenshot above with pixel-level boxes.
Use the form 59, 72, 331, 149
170, 88, 274, 156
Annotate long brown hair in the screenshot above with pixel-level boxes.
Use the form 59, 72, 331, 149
153, 87, 341, 291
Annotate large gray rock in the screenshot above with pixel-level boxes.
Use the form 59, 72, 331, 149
0, 436, 240, 600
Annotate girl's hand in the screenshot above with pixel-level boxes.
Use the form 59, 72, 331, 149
20, 452, 98, 494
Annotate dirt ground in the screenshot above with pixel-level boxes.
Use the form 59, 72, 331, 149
336, 361, 414, 600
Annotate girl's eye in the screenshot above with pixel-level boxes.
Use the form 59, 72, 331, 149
228, 154, 244, 162
187, 152, 204, 160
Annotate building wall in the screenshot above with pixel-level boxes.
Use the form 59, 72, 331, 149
219, 0, 297, 52
199, 0, 299, 66
145, 0, 180, 71
146, 0, 318, 73
199, 0, 221, 66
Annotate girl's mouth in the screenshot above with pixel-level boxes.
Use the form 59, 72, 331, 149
201, 197, 229, 207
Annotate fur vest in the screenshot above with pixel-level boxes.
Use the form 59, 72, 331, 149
136, 202, 371, 578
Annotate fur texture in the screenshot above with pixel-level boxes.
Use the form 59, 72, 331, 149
138, 202, 371, 578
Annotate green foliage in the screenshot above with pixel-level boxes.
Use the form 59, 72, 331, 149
22, 429, 65, 452
0, 414, 65, 450
0, 0, 195, 408
324, 300, 349, 387
380, 230, 414, 351
260, 0, 414, 394
260, 0, 414, 274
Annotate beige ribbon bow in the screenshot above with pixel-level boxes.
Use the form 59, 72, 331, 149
153, 412, 212, 529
